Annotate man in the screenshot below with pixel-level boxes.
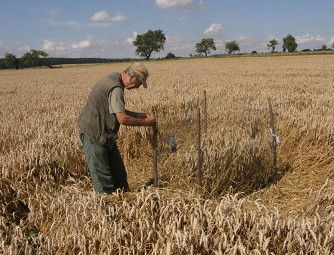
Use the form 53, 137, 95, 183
78, 63, 156, 194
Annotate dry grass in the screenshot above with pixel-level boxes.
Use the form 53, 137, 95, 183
1, 55, 333, 254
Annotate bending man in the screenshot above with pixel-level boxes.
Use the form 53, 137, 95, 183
78, 63, 156, 194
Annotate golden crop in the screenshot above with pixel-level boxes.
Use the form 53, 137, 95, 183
1, 55, 333, 254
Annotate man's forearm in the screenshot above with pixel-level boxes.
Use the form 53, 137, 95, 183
125, 110, 138, 118
116, 111, 152, 126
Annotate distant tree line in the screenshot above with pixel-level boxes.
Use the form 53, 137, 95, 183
2, 31, 334, 69
37, 57, 132, 67
0, 49, 135, 70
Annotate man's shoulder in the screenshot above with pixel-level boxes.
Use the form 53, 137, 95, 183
102, 72, 120, 82
97, 72, 122, 89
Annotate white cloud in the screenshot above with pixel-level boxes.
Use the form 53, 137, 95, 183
42, 40, 56, 51
156, 0, 192, 9
155, 0, 204, 10
40, 37, 136, 58
328, 35, 334, 44
91, 10, 129, 23
72, 38, 93, 49
204, 23, 223, 36
111, 13, 128, 22
296, 33, 324, 44
42, 40, 66, 52
125, 32, 139, 44
45, 10, 129, 29
91, 11, 109, 22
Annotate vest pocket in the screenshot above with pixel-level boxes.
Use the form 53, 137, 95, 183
80, 104, 102, 142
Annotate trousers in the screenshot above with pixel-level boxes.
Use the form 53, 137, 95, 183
79, 131, 129, 194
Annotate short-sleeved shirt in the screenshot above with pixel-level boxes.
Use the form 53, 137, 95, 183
108, 87, 125, 114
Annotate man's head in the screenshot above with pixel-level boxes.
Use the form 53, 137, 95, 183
127, 63, 149, 88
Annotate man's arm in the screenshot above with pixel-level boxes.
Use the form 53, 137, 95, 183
125, 110, 147, 119
115, 111, 155, 126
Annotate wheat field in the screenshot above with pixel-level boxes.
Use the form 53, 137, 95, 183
1, 55, 333, 254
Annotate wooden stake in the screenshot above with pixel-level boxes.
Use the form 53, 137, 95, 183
268, 97, 277, 180
152, 122, 158, 187
203, 90, 207, 134
151, 106, 158, 187
197, 107, 203, 188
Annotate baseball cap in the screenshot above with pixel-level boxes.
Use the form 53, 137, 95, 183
130, 62, 149, 88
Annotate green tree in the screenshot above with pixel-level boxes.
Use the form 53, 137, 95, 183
22, 49, 49, 68
165, 52, 176, 59
133, 29, 166, 60
332, 42, 334, 49
195, 38, 216, 57
282, 34, 298, 52
321, 44, 328, 51
4, 52, 20, 70
225, 40, 240, 54
267, 39, 279, 53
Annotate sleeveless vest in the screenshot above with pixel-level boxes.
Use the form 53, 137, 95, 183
78, 72, 123, 144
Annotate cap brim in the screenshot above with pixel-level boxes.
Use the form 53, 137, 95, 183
142, 81, 148, 88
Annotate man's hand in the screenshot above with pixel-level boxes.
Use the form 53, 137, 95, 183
134, 111, 156, 126
144, 115, 156, 126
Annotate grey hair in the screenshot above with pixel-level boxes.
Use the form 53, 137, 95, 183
126, 67, 142, 83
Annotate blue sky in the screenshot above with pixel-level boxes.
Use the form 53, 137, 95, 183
1, 0, 333, 58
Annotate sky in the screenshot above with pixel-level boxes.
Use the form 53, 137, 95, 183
1, 0, 334, 59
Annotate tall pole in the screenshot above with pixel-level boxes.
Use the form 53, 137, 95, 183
268, 97, 277, 180
151, 106, 158, 187
152, 122, 158, 187
203, 90, 207, 134
197, 107, 203, 188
